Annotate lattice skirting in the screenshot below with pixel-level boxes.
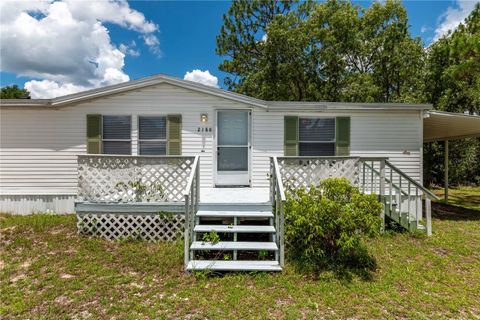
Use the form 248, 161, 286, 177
77, 212, 185, 241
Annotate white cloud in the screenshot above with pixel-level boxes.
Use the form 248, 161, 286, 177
142, 34, 161, 56
24, 79, 88, 99
119, 41, 140, 57
0, 0, 159, 98
420, 25, 431, 34
434, 0, 479, 41
183, 70, 219, 88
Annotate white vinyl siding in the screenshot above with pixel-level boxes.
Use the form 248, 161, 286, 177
251, 110, 422, 187
0, 82, 424, 213
0, 83, 249, 198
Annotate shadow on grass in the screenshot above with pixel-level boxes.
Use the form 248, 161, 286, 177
190, 248, 377, 282
432, 202, 480, 221
289, 247, 378, 283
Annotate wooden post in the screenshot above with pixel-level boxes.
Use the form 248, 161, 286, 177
279, 199, 285, 268
426, 198, 432, 236
184, 194, 190, 270
444, 140, 449, 204
379, 159, 386, 233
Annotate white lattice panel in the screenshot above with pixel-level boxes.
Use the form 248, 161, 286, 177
277, 157, 360, 190
78, 155, 194, 202
77, 212, 184, 241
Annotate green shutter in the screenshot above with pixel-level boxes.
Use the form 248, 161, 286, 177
284, 116, 298, 156
336, 117, 350, 156
167, 115, 182, 155
87, 114, 102, 154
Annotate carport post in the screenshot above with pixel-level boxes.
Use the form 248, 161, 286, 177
444, 139, 449, 204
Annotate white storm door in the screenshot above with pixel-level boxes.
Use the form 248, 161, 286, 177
216, 110, 250, 186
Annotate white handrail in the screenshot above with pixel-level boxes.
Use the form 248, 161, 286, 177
183, 155, 200, 270
273, 157, 286, 202
183, 156, 200, 197
385, 160, 439, 201
271, 156, 286, 267
274, 156, 435, 236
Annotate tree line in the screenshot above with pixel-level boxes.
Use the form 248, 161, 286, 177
216, 0, 480, 186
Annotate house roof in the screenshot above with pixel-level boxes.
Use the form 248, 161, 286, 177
0, 74, 267, 109
423, 111, 480, 142
0, 74, 432, 111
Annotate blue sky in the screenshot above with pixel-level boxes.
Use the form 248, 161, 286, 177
0, 0, 477, 98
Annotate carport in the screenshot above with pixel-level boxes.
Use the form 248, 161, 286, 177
423, 111, 480, 202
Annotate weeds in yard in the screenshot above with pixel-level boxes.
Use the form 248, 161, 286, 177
201, 230, 220, 245
258, 250, 269, 260
1, 200, 480, 318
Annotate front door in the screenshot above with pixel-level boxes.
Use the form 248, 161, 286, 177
216, 110, 250, 186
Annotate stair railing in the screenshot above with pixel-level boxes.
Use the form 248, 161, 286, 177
360, 158, 439, 236
270, 157, 286, 268
183, 155, 200, 269
385, 160, 439, 236
272, 156, 438, 236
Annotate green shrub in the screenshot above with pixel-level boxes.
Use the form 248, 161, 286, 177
284, 177, 382, 271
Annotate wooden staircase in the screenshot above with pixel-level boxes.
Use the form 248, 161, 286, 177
362, 159, 439, 235
384, 198, 427, 232
186, 203, 282, 272
182, 156, 438, 273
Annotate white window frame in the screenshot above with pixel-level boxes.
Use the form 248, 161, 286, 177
298, 117, 336, 156
102, 115, 132, 155
137, 115, 168, 156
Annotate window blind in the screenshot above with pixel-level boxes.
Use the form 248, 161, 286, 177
139, 116, 167, 155
102, 115, 131, 155
298, 117, 335, 156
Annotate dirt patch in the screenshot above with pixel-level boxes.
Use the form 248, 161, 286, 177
431, 247, 450, 257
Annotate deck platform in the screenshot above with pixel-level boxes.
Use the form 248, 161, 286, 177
200, 187, 270, 204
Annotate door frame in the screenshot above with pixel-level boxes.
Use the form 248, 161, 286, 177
214, 109, 252, 187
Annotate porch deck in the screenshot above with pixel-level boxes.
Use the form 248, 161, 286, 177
75, 154, 438, 272
200, 187, 270, 204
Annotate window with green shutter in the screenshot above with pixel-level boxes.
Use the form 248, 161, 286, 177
167, 115, 182, 155
335, 117, 350, 156
285, 116, 350, 156
284, 116, 298, 156
86, 114, 102, 154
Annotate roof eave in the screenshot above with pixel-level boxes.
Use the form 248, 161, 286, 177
266, 102, 432, 111
0, 99, 51, 108
50, 75, 268, 109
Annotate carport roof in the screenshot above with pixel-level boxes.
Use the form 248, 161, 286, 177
424, 111, 480, 142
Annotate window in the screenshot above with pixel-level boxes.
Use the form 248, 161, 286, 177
298, 118, 335, 156
102, 115, 131, 154
139, 116, 167, 155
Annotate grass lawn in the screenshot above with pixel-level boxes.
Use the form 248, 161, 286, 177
1, 204, 479, 318
432, 186, 480, 211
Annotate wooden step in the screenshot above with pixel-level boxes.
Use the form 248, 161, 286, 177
194, 225, 275, 233
199, 203, 272, 212
196, 210, 273, 218
186, 260, 282, 272
190, 241, 278, 251
385, 206, 424, 233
